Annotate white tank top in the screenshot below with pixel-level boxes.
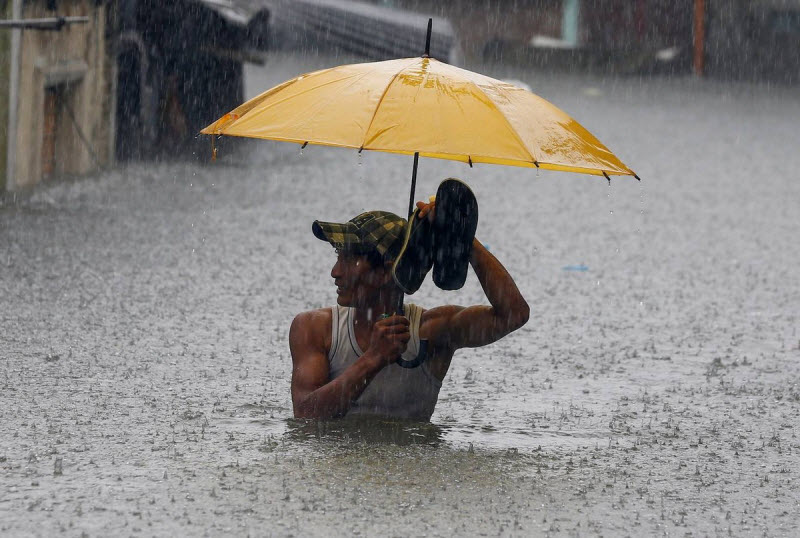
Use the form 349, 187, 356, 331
328, 303, 442, 421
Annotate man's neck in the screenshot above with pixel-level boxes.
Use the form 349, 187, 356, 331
350, 293, 404, 330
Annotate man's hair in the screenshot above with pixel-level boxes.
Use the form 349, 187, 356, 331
363, 248, 391, 269
335, 246, 393, 269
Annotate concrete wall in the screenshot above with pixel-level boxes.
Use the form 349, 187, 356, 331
0, 1, 11, 191
10, 0, 113, 190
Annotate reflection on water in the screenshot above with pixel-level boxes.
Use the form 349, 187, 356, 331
218, 406, 445, 448
286, 416, 444, 447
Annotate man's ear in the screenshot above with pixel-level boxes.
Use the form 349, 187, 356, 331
380, 259, 396, 286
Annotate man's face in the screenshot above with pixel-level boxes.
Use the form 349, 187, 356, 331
330, 249, 388, 307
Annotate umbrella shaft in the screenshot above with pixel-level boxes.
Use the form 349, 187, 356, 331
408, 151, 419, 221
398, 151, 421, 316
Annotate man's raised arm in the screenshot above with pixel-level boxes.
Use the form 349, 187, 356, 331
428, 238, 530, 351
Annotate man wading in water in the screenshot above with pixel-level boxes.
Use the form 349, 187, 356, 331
290, 181, 529, 421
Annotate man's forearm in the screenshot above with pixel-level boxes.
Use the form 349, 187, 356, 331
294, 353, 385, 419
470, 239, 529, 325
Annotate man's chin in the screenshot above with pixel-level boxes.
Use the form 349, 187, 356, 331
337, 294, 367, 308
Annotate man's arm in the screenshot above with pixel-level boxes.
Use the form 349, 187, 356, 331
290, 311, 409, 419
426, 238, 530, 350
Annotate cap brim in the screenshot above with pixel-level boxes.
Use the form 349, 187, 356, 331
312, 220, 365, 252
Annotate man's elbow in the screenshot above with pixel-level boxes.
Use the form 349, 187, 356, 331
293, 397, 322, 420
292, 392, 313, 419
293, 407, 317, 420
509, 301, 530, 331
293, 396, 340, 420
293, 404, 322, 420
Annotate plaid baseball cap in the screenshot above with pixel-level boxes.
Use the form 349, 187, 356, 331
312, 211, 407, 260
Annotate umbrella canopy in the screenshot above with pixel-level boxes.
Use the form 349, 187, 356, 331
201, 56, 636, 178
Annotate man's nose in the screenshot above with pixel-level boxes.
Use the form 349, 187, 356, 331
331, 258, 342, 279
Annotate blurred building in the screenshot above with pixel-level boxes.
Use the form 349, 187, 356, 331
1, 0, 115, 191
706, 0, 800, 82
265, 0, 454, 60
377, 0, 692, 70
0, 2, 11, 191
266, 0, 695, 72
3, 0, 797, 191
374, 0, 798, 79
1, 0, 271, 192
114, 0, 271, 162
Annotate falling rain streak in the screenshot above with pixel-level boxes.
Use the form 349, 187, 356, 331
2, 1, 800, 537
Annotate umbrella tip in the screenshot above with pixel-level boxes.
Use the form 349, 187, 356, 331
634, 173, 641, 181
468, 156, 473, 168
301, 141, 308, 149
603, 171, 611, 185
425, 18, 432, 56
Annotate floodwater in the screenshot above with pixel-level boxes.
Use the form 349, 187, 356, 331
2, 52, 799, 536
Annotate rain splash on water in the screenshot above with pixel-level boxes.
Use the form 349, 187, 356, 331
1, 51, 799, 536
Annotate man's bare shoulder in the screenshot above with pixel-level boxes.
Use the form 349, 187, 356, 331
419, 304, 465, 325
290, 307, 333, 352
293, 307, 333, 327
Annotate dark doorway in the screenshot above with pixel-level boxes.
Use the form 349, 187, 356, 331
116, 47, 143, 161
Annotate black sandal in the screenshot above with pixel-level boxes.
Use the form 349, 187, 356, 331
391, 207, 435, 294
431, 178, 478, 290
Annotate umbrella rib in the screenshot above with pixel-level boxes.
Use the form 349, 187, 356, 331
361, 59, 417, 149
462, 78, 539, 166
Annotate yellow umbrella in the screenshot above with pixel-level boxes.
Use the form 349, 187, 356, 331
203, 57, 636, 179
202, 20, 637, 221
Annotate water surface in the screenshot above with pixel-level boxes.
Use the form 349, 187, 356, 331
2, 52, 799, 536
